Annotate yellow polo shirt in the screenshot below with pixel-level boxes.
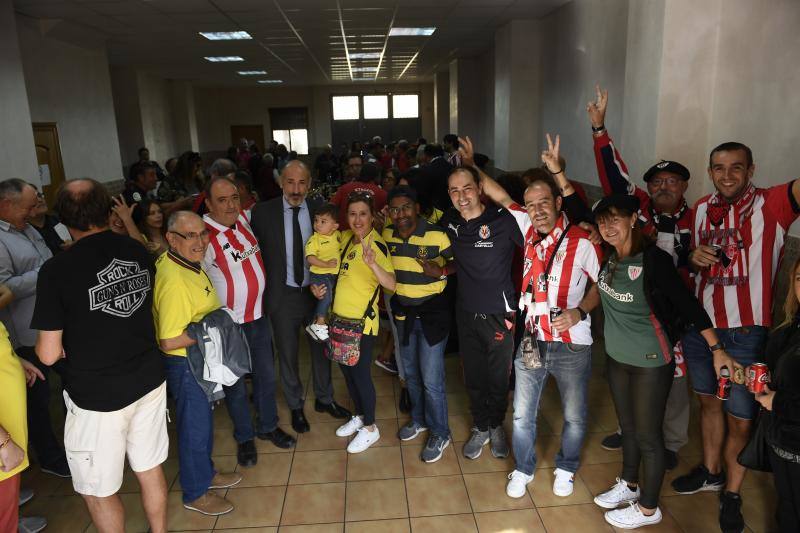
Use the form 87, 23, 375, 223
153, 251, 221, 356
305, 230, 342, 275
332, 229, 394, 335
0, 321, 28, 480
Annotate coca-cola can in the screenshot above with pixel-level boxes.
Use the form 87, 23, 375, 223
716, 366, 731, 400
549, 307, 563, 323
746, 363, 770, 394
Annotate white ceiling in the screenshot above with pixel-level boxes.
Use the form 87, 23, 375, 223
13, 0, 570, 86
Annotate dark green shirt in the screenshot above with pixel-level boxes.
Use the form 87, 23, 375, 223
598, 253, 671, 367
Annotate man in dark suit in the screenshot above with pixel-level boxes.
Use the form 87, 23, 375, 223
415, 144, 454, 213
250, 160, 351, 433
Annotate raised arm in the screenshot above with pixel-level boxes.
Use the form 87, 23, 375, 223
457, 136, 513, 208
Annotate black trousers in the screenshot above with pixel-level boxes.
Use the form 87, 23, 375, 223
456, 309, 514, 431
607, 356, 674, 509
339, 335, 377, 425
769, 446, 800, 532
16, 346, 66, 467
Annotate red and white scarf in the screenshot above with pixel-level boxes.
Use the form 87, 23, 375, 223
703, 182, 756, 286
521, 213, 569, 327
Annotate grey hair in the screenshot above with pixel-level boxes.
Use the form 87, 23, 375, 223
0, 178, 32, 201
262, 153, 274, 166
209, 158, 236, 179
166, 210, 201, 232
279, 160, 311, 182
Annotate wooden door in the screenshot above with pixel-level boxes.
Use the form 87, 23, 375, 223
230, 125, 266, 150
32, 123, 66, 208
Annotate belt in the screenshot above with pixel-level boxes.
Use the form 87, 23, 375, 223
285, 284, 311, 294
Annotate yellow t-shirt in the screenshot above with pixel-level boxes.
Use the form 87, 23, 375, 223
332, 229, 394, 335
153, 251, 221, 356
305, 230, 342, 275
0, 321, 28, 480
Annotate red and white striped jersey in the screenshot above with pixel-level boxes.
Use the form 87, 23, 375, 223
507, 205, 601, 345
692, 181, 799, 329
203, 211, 266, 324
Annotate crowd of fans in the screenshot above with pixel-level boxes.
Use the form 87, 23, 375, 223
0, 84, 799, 533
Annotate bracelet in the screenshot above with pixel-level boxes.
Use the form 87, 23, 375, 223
591, 124, 605, 132
0, 433, 10, 450
548, 167, 564, 175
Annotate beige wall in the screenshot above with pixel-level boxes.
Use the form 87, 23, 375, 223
137, 71, 177, 166
17, 16, 122, 183
193, 82, 435, 154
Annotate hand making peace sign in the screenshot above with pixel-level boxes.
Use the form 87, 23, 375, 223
361, 234, 376, 266
541, 133, 562, 174
586, 84, 608, 129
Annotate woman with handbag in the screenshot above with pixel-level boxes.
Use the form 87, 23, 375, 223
591, 195, 738, 529
757, 256, 800, 531
312, 192, 396, 454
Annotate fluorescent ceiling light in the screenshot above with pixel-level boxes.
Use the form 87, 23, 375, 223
258, 79, 283, 84
199, 31, 252, 41
204, 56, 244, 62
389, 27, 436, 36
238, 70, 267, 75
351, 66, 377, 72
348, 52, 381, 59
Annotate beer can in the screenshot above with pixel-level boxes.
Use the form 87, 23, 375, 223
746, 363, 770, 394
549, 307, 563, 323
716, 366, 731, 400
711, 244, 722, 257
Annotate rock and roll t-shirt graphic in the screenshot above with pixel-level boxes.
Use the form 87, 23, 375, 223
88, 258, 151, 318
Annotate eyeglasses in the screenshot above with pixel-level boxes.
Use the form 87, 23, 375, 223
649, 176, 681, 187
170, 230, 209, 241
388, 203, 414, 216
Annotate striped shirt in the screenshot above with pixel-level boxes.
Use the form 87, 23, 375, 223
692, 181, 799, 329
203, 211, 266, 324
507, 206, 601, 345
383, 219, 453, 307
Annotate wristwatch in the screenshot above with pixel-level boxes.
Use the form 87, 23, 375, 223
576, 307, 588, 321
708, 342, 725, 352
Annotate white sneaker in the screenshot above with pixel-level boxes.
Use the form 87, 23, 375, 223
594, 478, 641, 509
506, 470, 534, 498
336, 415, 364, 437
347, 426, 380, 453
604, 502, 662, 529
553, 468, 574, 497
306, 323, 328, 342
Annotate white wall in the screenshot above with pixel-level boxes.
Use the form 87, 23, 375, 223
193, 82, 434, 153
137, 71, 177, 165
0, 1, 38, 182
17, 16, 122, 182
110, 67, 144, 170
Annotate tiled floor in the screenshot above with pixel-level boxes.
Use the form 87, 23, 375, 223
21, 343, 779, 532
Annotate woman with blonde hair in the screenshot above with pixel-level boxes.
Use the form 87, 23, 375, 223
758, 256, 800, 531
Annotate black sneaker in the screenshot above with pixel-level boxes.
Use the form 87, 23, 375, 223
40, 457, 71, 478
719, 491, 745, 533
601, 431, 622, 451
671, 464, 725, 495
664, 449, 678, 471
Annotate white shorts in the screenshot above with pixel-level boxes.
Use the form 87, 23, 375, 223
63, 382, 169, 497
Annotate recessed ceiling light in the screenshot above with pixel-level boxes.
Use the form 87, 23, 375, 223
351, 67, 378, 72
389, 27, 436, 37
238, 70, 267, 75
199, 31, 252, 41
258, 79, 283, 84
348, 52, 381, 59
204, 56, 244, 62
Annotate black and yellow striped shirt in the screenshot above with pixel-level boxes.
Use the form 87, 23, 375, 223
383, 219, 453, 307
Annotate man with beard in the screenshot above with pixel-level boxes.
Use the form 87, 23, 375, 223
587, 86, 693, 472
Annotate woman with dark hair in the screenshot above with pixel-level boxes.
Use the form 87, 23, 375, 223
758, 256, 800, 531
137, 199, 167, 255
169, 151, 204, 197
312, 192, 395, 454
592, 194, 737, 529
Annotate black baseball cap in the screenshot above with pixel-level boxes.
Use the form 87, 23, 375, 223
642, 160, 690, 182
592, 194, 641, 216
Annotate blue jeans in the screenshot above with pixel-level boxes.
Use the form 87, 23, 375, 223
683, 326, 766, 420
512, 340, 592, 476
164, 356, 215, 503
240, 316, 279, 434
310, 272, 336, 319
397, 319, 449, 438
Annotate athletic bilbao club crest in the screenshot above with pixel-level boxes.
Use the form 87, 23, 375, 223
627, 265, 643, 280
554, 250, 567, 263
478, 225, 491, 240
89, 259, 151, 318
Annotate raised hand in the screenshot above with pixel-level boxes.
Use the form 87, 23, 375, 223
586, 84, 608, 128
361, 235, 376, 266
112, 195, 136, 222
541, 133, 562, 174
457, 136, 475, 168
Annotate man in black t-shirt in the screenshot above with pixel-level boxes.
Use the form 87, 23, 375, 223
443, 166, 523, 461
32, 179, 168, 533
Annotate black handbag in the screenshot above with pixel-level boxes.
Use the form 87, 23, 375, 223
736, 408, 772, 472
